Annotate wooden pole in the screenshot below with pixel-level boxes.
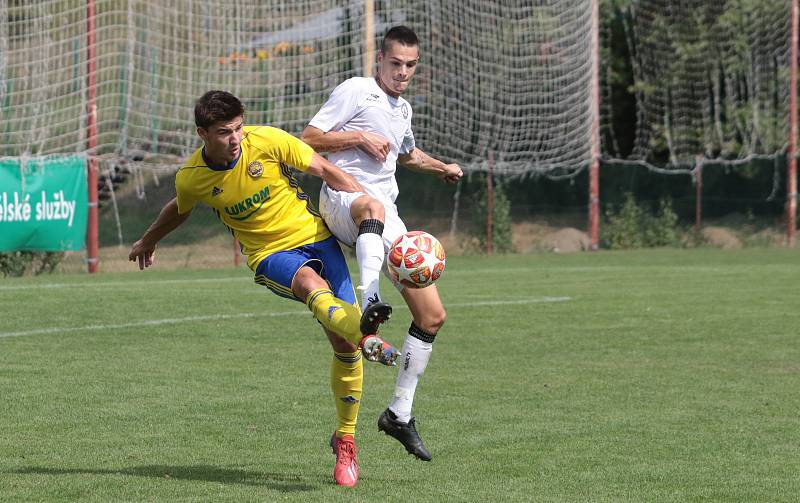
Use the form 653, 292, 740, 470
694, 162, 703, 234
487, 150, 494, 255
449, 180, 461, 240
363, 0, 375, 77
588, 0, 601, 251
788, 0, 798, 247
86, 0, 99, 273
233, 238, 241, 267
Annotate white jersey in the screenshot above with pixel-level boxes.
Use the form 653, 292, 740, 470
308, 76, 415, 203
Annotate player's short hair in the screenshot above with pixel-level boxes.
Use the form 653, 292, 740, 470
380, 25, 419, 53
194, 90, 245, 129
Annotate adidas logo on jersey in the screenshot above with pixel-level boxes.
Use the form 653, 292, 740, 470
211, 186, 223, 197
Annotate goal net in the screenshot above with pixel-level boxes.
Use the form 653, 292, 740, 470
604, 0, 792, 169
1, 0, 795, 264
1, 0, 597, 179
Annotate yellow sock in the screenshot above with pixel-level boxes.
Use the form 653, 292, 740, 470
331, 350, 363, 438
305, 288, 363, 346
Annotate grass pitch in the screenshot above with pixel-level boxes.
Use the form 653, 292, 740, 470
1, 248, 799, 502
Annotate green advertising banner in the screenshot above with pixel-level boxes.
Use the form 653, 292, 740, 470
0, 156, 88, 251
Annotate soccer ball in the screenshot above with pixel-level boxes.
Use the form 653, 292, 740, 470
386, 231, 446, 289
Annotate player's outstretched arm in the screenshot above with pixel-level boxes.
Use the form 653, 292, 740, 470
398, 147, 463, 184
128, 197, 191, 270
301, 125, 390, 162
306, 152, 365, 194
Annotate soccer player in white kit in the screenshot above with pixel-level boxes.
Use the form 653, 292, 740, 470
302, 26, 463, 461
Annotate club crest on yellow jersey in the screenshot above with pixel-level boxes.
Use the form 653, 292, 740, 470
247, 161, 264, 178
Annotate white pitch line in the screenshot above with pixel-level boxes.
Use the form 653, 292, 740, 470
0, 267, 577, 292
447, 296, 571, 307
0, 276, 249, 291
0, 297, 571, 339
0, 311, 305, 338
0, 271, 539, 291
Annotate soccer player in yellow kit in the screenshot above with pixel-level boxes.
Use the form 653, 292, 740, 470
128, 90, 394, 487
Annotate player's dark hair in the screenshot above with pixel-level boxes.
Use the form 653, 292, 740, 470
380, 25, 419, 53
194, 90, 245, 129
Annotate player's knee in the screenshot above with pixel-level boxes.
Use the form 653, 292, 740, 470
432, 308, 447, 331
366, 198, 385, 220
417, 308, 446, 334
353, 196, 385, 223
291, 266, 328, 299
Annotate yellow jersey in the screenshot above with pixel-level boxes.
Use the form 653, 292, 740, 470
175, 125, 331, 270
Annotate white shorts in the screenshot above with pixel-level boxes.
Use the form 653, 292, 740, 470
319, 184, 410, 290
319, 183, 408, 251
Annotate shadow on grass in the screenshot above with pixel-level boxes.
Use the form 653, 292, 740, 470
9, 465, 321, 492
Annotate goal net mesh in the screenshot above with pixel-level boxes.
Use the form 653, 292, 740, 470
605, 0, 791, 168
1, 0, 596, 178
0, 0, 795, 265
